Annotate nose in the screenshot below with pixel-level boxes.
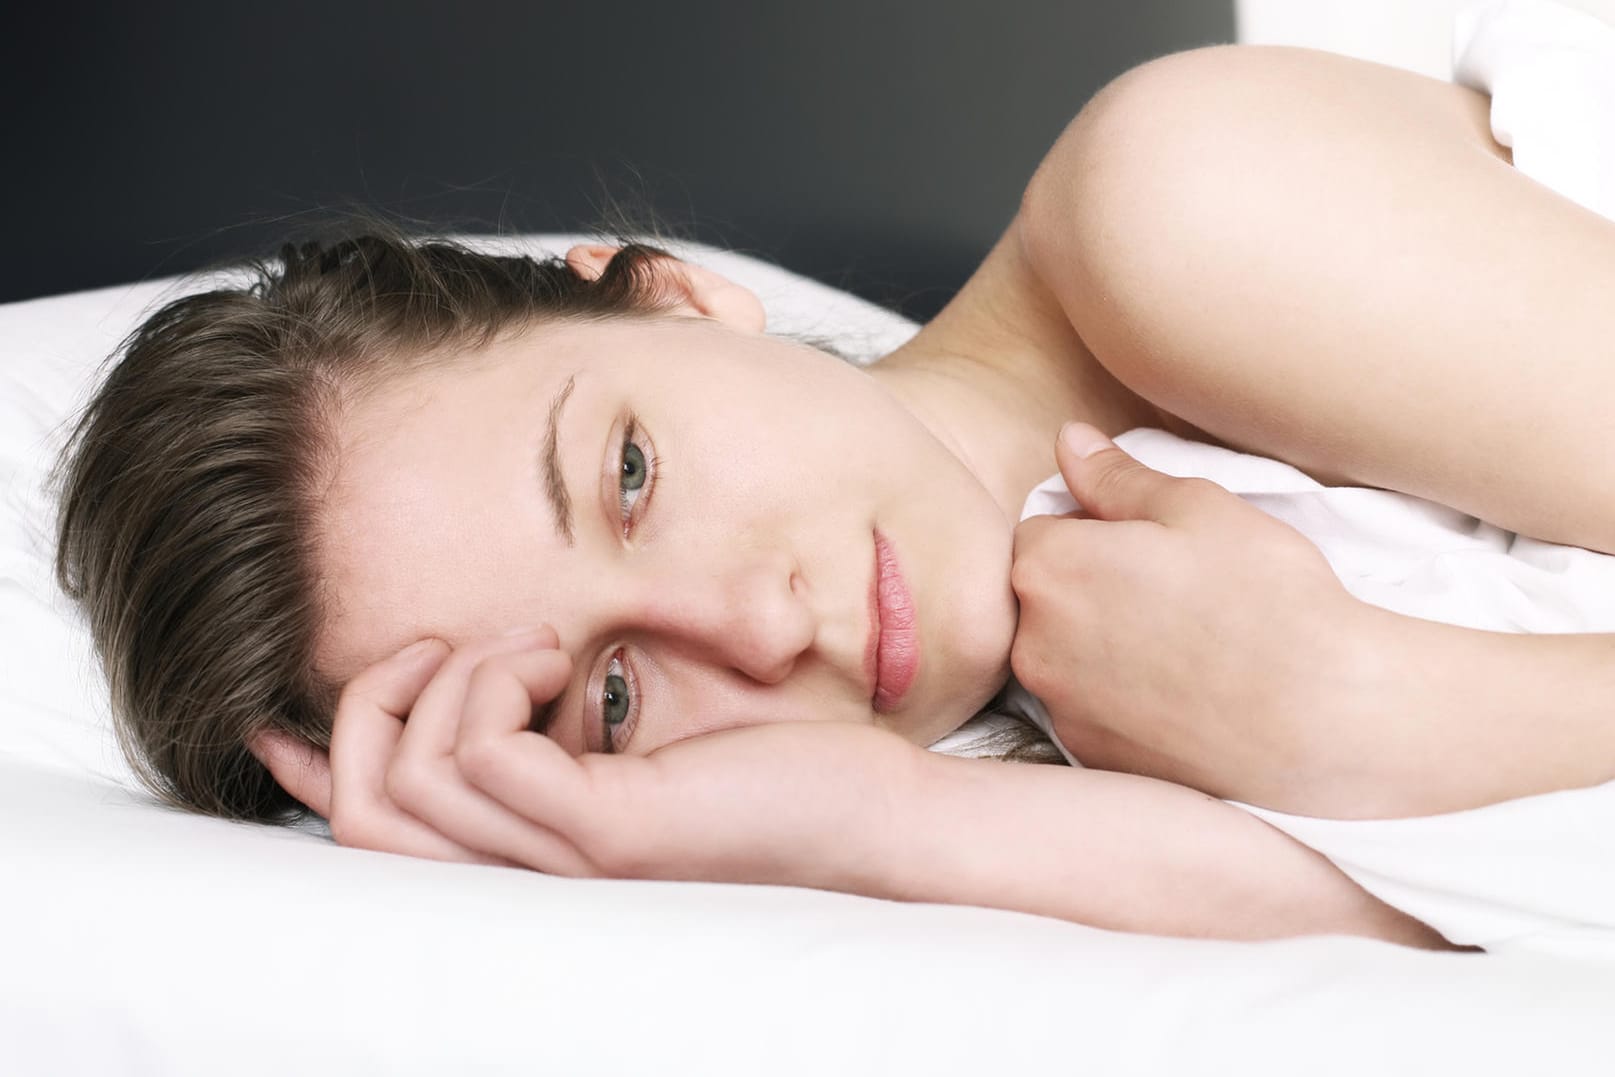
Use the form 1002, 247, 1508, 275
628, 548, 816, 684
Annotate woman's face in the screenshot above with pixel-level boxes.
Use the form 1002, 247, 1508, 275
315, 285, 1016, 757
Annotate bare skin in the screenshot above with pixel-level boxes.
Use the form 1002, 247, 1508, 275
254, 45, 1615, 947
1007, 45, 1615, 815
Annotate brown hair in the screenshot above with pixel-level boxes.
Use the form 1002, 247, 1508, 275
52, 216, 696, 822
52, 215, 1065, 828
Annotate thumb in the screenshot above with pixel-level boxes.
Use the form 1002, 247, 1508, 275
1055, 422, 1187, 523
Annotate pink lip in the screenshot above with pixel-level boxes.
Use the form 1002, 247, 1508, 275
868, 529, 919, 714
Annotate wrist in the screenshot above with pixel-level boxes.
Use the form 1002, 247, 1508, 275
1309, 602, 1615, 817
803, 732, 938, 899
1285, 599, 1438, 816
848, 747, 1003, 908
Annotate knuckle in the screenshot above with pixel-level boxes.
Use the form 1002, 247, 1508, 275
461, 657, 491, 695
466, 651, 515, 690
383, 758, 433, 809
593, 835, 647, 880
1088, 457, 1138, 504
1008, 633, 1044, 695
454, 735, 501, 786
1178, 476, 1228, 508
459, 651, 497, 684
1010, 527, 1066, 597
1008, 551, 1039, 597
441, 643, 498, 683
1011, 516, 1052, 557
1010, 514, 1041, 543
327, 810, 370, 850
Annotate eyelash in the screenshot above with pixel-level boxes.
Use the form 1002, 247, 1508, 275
616, 413, 658, 538
598, 415, 658, 753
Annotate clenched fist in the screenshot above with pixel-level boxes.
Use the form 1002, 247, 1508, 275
1009, 423, 1384, 811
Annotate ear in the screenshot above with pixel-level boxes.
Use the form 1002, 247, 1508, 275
563, 243, 620, 282
248, 729, 334, 819
564, 243, 767, 333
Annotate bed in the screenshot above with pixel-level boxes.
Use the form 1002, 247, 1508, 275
5, 230, 1615, 1076
7, 3, 1615, 1071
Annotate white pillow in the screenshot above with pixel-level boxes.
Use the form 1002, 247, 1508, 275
3, 235, 1611, 1077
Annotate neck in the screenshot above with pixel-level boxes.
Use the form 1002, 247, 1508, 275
866, 219, 1175, 523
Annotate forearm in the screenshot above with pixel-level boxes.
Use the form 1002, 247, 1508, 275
871, 751, 1452, 949
1325, 606, 1615, 818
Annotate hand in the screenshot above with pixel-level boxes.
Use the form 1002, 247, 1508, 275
1009, 423, 1380, 809
251, 628, 927, 891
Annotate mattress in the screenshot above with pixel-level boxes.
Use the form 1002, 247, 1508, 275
5, 233, 1613, 1076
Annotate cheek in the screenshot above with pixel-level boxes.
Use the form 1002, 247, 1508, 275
925, 501, 1018, 706
639, 668, 861, 755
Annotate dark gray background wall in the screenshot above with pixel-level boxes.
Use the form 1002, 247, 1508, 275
2, 2, 1233, 321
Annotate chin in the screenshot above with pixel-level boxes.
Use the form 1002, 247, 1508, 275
959, 612, 1016, 712
949, 522, 1018, 682
930, 571, 1018, 733
898, 480, 1018, 738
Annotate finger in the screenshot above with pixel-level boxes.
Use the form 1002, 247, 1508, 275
1054, 422, 1175, 522
393, 645, 601, 877
456, 652, 634, 867
458, 646, 575, 749
345, 636, 454, 720
249, 730, 334, 818
254, 638, 453, 815
1055, 421, 1228, 526
459, 650, 602, 875
329, 638, 506, 862
1011, 511, 1063, 549
1011, 512, 1157, 566
328, 631, 562, 866
398, 627, 554, 758
331, 685, 499, 863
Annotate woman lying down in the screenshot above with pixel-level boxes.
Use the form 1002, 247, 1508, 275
53, 45, 1615, 952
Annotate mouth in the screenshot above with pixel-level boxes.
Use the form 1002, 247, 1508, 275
867, 529, 920, 714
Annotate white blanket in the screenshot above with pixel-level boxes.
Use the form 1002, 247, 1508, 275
1454, 0, 1615, 221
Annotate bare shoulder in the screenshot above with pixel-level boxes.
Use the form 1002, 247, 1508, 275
1065, 44, 1510, 167
1020, 45, 1615, 553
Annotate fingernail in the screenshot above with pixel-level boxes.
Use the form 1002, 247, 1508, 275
501, 623, 544, 639
1061, 422, 1114, 459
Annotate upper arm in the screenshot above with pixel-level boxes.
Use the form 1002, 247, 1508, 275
1021, 44, 1615, 554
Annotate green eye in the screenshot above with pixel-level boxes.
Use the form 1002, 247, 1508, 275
615, 418, 655, 538
603, 672, 631, 728
621, 442, 647, 492
599, 653, 638, 755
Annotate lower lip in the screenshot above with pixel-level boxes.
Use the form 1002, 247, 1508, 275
872, 530, 920, 714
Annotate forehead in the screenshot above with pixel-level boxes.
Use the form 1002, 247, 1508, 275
309, 316, 735, 682
312, 326, 583, 680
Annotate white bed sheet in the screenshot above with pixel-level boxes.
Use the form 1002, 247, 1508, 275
1011, 435, 1615, 960
6, 233, 1612, 1077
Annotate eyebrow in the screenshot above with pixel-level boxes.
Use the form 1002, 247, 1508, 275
542, 374, 577, 546
538, 372, 583, 749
